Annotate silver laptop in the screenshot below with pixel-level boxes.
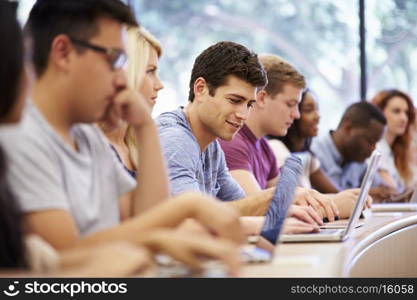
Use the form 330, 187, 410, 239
279, 151, 381, 243
241, 157, 302, 263
371, 188, 417, 212
156, 156, 302, 276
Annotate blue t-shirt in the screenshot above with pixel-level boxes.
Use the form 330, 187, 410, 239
156, 108, 245, 201
311, 131, 382, 189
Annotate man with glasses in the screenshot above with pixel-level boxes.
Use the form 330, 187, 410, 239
0, 0, 243, 271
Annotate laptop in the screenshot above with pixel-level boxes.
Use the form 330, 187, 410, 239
371, 188, 417, 212
156, 155, 303, 276
241, 155, 303, 263
279, 151, 381, 243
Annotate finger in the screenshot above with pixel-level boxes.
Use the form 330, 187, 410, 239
167, 247, 203, 271
330, 198, 340, 219
210, 217, 244, 245
305, 194, 321, 211
295, 208, 319, 225
365, 195, 373, 208
291, 224, 320, 234
311, 191, 337, 221
195, 240, 241, 275
306, 206, 324, 225
319, 198, 335, 222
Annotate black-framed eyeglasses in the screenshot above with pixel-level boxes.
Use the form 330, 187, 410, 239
69, 36, 127, 70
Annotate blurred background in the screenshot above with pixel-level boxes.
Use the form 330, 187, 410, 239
17, 0, 417, 136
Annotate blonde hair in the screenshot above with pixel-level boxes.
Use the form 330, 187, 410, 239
126, 26, 162, 170
259, 54, 306, 97
126, 26, 162, 90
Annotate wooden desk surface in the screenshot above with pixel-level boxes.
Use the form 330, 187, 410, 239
241, 211, 417, 277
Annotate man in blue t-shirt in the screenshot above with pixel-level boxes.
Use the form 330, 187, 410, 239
157, 42, 325, 232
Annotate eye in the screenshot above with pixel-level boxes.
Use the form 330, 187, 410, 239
228, 99, 240, 104
248, 101, 255, 108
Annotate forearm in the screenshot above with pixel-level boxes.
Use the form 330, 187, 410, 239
310, 169, 340, 194
131, 122, 170, 215
74, 195, 195, 248
227, 188, 274, 216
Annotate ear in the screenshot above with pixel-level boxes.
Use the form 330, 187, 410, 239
49, 34, 74, 73
255, 89, 268, 109
193, 77, 208, 103
342, 120, 354, 136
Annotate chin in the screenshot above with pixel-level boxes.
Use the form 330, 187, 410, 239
273, 129, 287, 137
219, 130, 237, 141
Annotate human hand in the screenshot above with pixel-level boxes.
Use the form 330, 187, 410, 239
293, 187, 339, 222
144, 230, 241, 275
282, 217, 320, 234
104, 89, 153, 130
288, 204, 323, 226
369, 185, 398, 203
60, 242, 153, 277
183, 193, 245, 244
329, 189, 363, 219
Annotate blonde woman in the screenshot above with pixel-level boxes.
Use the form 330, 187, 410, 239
103, 26, 164, 176
100, 26, 167, 217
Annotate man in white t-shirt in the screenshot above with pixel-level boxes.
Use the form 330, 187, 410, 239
0, 0, 243, 270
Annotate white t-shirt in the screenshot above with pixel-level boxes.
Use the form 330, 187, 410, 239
375, 138, 405, 192
0, 102, 136, 236
268, 139, 320, 189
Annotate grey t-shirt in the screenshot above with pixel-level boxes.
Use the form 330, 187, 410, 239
0, 102, 136, 236
156, 108, 245, 201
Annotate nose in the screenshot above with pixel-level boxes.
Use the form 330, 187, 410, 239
314, 110, 320, 122
155, 75, 164, 92
235, 104, 249, 121
293, 106, 301, 120
114, 68, 127, 90
401, 112, 408, 123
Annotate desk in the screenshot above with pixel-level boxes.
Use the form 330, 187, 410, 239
242, 211, 417, 277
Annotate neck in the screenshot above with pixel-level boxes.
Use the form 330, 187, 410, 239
184, 104, 217, 151
289, 134, 306, 152
31, 74, 77, 148
331, 129, 347, 161
245, 113, 266, 139
385, 131, 396, 146
102, 124, 128, 147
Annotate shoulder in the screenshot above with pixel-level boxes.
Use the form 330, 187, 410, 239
311, 134, 331, 157
218, 132, 251, 156
75, 124, 111, 151
376, 139, 391, 155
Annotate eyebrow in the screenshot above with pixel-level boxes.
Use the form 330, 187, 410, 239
226, 93, 255, 102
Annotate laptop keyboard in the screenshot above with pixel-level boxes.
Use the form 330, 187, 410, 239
317, 229, 343, 234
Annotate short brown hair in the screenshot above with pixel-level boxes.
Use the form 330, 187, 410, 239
259, 54, 306, 97
188, 41, 267, 102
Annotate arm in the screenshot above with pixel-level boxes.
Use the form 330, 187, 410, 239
23, 192, 243, 251
108, 90, 170, 216
229, 170, 263, 195
227, 162, 278, 194
377, 169, 398, 190
130, 121, 170, 215
227, 188, 274, 216
310, 168, 340, 194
